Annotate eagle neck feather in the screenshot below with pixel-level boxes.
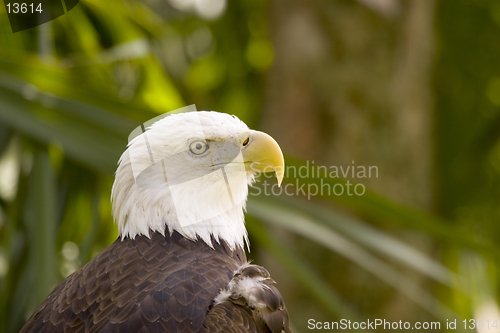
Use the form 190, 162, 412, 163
111, 150, 250, 251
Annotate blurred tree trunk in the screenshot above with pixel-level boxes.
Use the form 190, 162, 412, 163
263, 0, 434, 209
261, 0, 435, 323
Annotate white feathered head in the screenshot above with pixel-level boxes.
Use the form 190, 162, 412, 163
111, 111, 284, 250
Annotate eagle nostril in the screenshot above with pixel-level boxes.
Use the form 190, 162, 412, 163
242, 137, 250, 147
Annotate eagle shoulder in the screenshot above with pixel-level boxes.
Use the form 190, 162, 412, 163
20, 232, 246, 333
204, 263, 291, 333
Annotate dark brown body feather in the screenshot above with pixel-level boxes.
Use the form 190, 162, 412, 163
20, 231, 288, 333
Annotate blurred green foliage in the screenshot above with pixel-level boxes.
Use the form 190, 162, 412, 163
1, 0, 500, 332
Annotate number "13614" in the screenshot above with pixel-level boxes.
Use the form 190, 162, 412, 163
6, 3, 43, 14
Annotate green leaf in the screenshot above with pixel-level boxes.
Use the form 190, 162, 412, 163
282, 156, 500, 257
267, 195, 459, 288
248, 197, 459, 321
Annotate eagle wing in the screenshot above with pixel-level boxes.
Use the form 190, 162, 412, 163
203, 301, 261, 332
20, 232, 246, 333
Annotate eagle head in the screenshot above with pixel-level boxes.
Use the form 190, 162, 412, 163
111, 111, 283, 249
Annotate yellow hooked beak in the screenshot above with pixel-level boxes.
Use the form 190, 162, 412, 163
242, 130, 284, 186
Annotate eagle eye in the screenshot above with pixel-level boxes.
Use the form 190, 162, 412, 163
189, 140, 208, 155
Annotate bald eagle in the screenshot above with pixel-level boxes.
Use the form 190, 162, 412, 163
20, 111, 291, 333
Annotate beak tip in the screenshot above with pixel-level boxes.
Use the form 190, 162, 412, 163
276, 173, 283, 187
